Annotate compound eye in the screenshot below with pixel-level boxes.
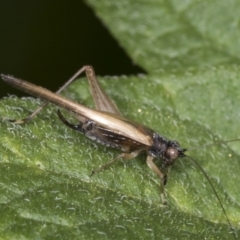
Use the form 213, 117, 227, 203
166, 147, 179, 160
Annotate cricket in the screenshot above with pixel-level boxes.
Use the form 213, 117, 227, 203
1, 66, 238, 239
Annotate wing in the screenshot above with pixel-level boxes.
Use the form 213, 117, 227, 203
58, 109, 151, 152
74, 110, 155, 147
1, 75, 154, 146
88, 123, 151, 152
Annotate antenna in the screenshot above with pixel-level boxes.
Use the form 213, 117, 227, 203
185, 155, 237, 240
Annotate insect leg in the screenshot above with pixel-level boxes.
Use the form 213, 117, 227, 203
9, 66, 87, 124
57, 109, 85, 133
91, 150, 141, 176
146, 155, 167, 205
8, 65, 120, 124
84, 66, 121, 115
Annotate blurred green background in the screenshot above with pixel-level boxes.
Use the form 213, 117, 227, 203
0, 1, 144, 98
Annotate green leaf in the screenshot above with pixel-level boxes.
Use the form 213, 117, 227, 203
87, 0, 240, 72
1, 0, 240, 239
